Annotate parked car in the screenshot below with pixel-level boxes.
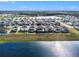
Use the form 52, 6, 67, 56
61, 27, 69, 33
28, 25, 36, 33
54, 27, 61, 33
11, 26, 17, 33
36, 26, 45, 33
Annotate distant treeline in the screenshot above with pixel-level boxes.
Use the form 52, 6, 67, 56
0, 11, 79, 16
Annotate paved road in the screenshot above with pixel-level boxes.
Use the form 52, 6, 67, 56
59, 21, 79, 34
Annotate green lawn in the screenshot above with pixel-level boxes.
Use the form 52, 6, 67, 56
0, 33, 79, 41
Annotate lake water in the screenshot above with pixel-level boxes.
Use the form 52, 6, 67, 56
0, 41, 79, 57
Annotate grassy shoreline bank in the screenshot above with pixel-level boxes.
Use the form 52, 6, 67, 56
0, 33, 79, 41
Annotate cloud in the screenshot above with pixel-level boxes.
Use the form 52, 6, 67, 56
53, 6, 79, 11
0, 1, 7, 2
10, 1, 15, 4
0, 1, 15, 4
69, 6, 78, 10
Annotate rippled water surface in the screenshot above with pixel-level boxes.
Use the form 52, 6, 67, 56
0, 41, 79, 57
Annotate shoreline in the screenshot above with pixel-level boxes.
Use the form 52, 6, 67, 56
0, 33, 79, 41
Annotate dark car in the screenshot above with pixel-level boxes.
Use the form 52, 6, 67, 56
54, 27, 61, 33
0, 28, 7, 35
28, 28, 35, 33
11, 26, 17, 33
19, 26, 28, 32
36, 26, 45, 33
44, 27, 54, 33
61, 27, 69, 33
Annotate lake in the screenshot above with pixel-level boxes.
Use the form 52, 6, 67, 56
0, 41, 79, 57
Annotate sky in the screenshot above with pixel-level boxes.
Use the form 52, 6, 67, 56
0, 1, 79, 11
